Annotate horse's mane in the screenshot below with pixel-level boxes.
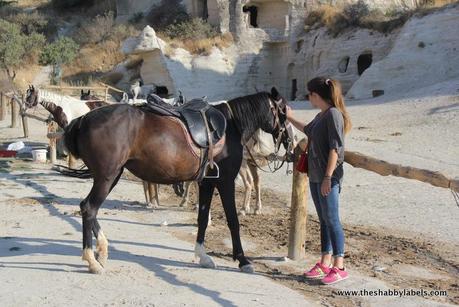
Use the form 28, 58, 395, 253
39, 89, 86, 106
227, 92, 273, 142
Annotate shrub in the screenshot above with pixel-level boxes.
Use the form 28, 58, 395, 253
146, 0, 189, 30
5, 11, 48, 35
163, 18, 217, 40
74, 11, 115, 44
129, 12, 144, 25
0, 19, 45, 78
51, 0, 115, 15
343, 0, 370, 26
51, 0, 94, 9
73, 11, 136, 45
39, 36, 79, 66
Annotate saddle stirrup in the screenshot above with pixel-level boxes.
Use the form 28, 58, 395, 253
203, 161, 220, 179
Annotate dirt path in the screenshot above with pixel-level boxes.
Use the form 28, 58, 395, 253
193, 186, 458, 306
0, 160, 316, 307
1, 82, 458, 306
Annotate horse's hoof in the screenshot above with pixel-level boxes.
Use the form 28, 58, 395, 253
199, 255, 217, 269
254, 209, 261, 215
239, 210, 247, 216
240, 264, 254, 273
88, 262, 104, 274
148, 203, 159, 210
96, 254, 107, 267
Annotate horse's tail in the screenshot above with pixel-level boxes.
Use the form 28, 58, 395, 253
64, 117, 82, 159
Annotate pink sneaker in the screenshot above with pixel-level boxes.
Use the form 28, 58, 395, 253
321, 267, 349, 285
303, 262, 331, 279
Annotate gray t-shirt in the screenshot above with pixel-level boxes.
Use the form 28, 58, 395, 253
303, 107, 345, 184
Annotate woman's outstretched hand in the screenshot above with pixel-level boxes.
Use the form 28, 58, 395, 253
286, 105, 293, 120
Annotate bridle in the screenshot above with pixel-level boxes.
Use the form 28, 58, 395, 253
247, 98, 294, 173
225, 97, 294, 174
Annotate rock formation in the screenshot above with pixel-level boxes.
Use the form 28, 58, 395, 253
116, 1, 459, 101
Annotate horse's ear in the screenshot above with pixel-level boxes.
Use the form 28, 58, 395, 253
81, 90, 84, 95
31, 85, 35, 91
271, 87, 280, 100
88, 90, 91, 95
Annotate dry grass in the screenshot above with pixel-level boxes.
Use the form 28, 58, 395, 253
163, 32, 234, 56
14, 0, 50, 8
62, 39, 126, 83
305, 0, 458, 36
64, 11, 139, 84
12, 64, 42, 91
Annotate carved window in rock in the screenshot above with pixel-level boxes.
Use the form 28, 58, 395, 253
338, 56, 350, 73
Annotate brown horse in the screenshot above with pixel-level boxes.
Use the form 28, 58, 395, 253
51, 88, 290, 274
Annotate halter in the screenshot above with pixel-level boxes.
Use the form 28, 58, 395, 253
224, 97, 293, 174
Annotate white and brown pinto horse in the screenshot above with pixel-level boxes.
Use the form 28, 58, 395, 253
24, 85, 104, 128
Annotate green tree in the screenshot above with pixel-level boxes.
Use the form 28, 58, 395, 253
0, 19, 45, 82
39, 36, 79, 84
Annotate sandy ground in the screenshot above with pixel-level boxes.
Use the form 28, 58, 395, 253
0, 80, 458, 306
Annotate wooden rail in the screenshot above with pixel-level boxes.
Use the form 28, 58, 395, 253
288, 139, 459, 259
344, 151, 459, 193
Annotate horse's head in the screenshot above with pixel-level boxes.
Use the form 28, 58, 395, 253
80, 90, 100, 102
80, 90, 91, 100
266, 87, 293, 157
25, 85, 39, 108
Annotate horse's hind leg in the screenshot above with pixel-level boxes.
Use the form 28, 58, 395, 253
143, 181, 150, 205
239, 162, 253, 216
248, 163, 262, 215
93, 169, 124, 267
179, 181, 192, 207
82, 171, 121, 274
143, 182, 159, 208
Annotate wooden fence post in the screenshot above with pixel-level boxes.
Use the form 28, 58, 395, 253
11, 98, 18, 128
288, 138, 308, 260
0, 92, 5, 121
48, 122, 57, 164
21, 96, 29, 138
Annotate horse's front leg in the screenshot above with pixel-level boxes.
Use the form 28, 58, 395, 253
217, 181, 254, 273
195, 182, 217, 268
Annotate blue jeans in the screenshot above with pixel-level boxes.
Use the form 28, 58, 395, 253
309, 178, 345, 257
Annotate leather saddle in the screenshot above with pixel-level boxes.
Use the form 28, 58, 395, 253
142, 94, 227, 179
145, 94, 226, 148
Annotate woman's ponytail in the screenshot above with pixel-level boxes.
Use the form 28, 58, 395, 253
329, 79, 352, 134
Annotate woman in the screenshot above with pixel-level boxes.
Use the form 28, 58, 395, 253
286, 77, 352, 285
